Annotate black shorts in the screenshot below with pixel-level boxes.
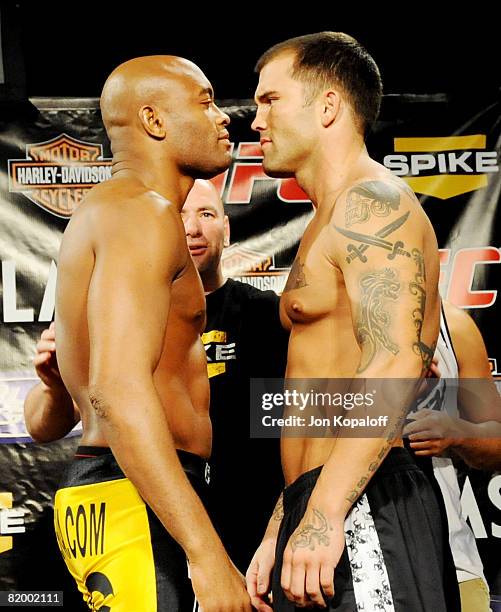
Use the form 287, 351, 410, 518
54, 446, 209, 612
273, 447, 460, 611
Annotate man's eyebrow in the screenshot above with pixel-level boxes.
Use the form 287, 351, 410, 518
198, 204, 218, 212
199, 87, 214, 98
255, 90, 279, 103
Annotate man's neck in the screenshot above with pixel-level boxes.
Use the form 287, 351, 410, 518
296, 134, 368, 208
201, 268, 226, 295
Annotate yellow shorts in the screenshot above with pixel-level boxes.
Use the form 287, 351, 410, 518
54, 446, 209, 611
459, 578, 490, 612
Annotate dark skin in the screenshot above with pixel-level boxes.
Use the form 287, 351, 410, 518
50, 55, 250, 612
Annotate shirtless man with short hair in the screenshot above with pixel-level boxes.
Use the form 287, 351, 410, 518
53, 55, 251, 612
247, 32, 459, 611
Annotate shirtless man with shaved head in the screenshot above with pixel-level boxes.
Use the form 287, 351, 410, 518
53, 56, 251, 612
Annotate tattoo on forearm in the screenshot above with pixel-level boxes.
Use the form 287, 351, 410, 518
89, 390, 108, 419
336, 212, 411, 264
272, 493, 284, 522
356, 268, 401, 373
346, 408, 407, 504
291, 508, 332, 552
345, 181, 401, 226
409, 249, 435, 373
283, 258, 308, 293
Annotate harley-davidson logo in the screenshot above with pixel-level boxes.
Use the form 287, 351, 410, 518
8, 133, 112, 217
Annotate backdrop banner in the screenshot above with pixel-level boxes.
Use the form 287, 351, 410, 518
1, 93, 500, 606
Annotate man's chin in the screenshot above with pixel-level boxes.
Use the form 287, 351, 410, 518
262, 161, 294, 179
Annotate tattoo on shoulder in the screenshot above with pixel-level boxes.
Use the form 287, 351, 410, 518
283, 258, 308, 293
345, 181, 401, 227
356, 268, 401, 373
291, 508, 333, 552
409, 249, 435, 373
388, 177, 417, 201
335, 212, 411, 264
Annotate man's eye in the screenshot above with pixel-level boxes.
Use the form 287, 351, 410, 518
202, 212, 213, 218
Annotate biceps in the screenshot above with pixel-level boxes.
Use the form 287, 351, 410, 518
87, 255, 171, 382
346, 263, 433, 373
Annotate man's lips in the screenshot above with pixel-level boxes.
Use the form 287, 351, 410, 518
260, 138, 272, 147
188, 245, 208, 256
218, 131, 231, 145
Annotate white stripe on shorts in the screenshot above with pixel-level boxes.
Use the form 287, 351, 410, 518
344, 493, 395, 611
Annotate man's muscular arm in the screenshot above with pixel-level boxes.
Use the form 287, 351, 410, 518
24, 323, 80, 442
281, 179, 437, 607
406, 301, 501, 469
84, 197, 231, 569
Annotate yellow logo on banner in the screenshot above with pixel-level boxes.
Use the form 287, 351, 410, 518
0, 493, 13, 554
384, 135, 499, 200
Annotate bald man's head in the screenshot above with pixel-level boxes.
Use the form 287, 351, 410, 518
100, 55, 232, 179
100, 56, 209, 131
182, 179, 229, 276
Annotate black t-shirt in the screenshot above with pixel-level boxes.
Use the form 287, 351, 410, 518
203, 278, 288, 572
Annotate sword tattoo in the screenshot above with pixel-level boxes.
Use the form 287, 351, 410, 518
334, 212, 411, 263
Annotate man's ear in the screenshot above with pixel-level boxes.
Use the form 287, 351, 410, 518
139, 105, 166, 139
320, 90, 341, 128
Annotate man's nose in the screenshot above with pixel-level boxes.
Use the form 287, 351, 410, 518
183, 215, 202, 237
251, 109, 266, 132
215, 104, 230, 126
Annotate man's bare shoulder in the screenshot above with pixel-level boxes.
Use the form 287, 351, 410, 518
63, 178, 187, 268
331, 168, 418, 223
328, 166, 434, 252
72, 178, 176, 223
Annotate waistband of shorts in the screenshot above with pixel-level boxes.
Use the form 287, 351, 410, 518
63, 446, 210, 488
283, 447, 418, 510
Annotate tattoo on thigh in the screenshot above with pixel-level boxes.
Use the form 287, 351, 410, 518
356, 268, 401, 373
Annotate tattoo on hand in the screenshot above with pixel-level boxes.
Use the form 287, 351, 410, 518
345, 181, 401, 227
291, 508, 332, 552
356, 268, 401, 373
283, 258, 308, 293
409, 249, 435, 373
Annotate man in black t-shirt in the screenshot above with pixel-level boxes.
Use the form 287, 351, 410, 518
182, 179, 288, 572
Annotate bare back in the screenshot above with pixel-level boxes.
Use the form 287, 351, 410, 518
281, 162, 440, 483
56, 177, 211, 458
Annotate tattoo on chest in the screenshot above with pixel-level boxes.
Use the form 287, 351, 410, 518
409, 249, 435, 373
356, 268, 401, 373
283, 258, 308, 293
345, 181, 401, 227
291, 508, 332, 552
